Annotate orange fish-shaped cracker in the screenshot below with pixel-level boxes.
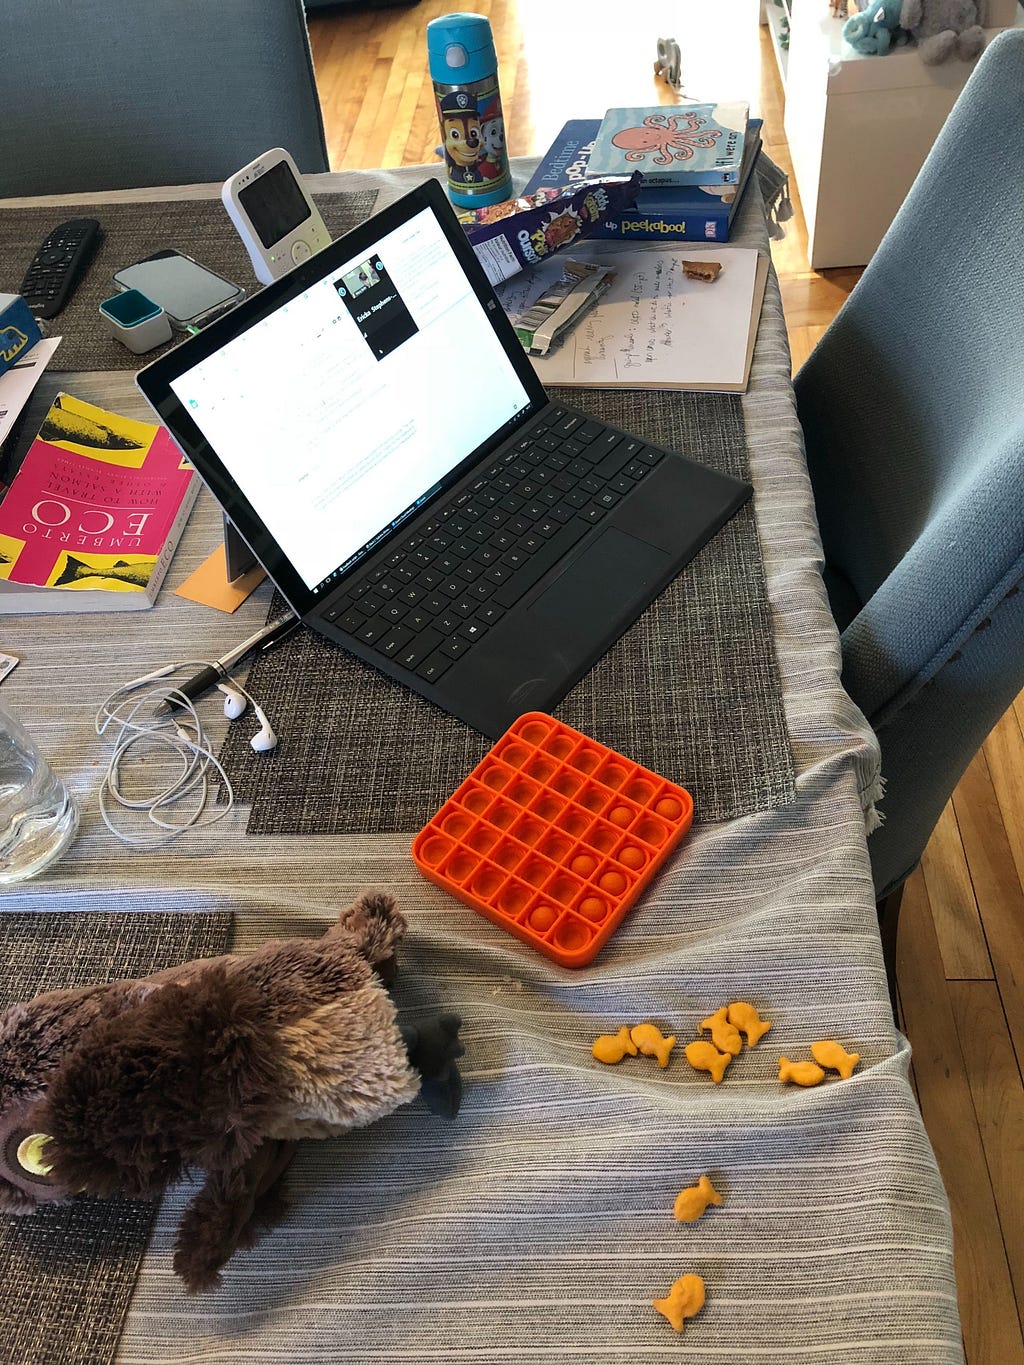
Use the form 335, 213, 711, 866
592, 1026, 639, 1065
653, 1273, 706, 1333
778, 1057, 825, 1087
811, 1040, 860, 1079
727, 1001, 772, 1046
700, 1006, 743, 1056
684, 1039, 732, 1083
631, 1022, 676, 1068
673, 1174, 723, 1223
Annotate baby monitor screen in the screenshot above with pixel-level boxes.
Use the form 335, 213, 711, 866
237, 161, 314, 248
169, 204, 531, 596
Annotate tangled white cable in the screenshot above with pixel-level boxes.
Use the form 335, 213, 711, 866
95, 661, 254, 847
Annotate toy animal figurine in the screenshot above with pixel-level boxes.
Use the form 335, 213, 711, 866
0, 893, 464, 1293
843, 0, 910, 53
900, 0, 985, 62
829, 0, 850, 19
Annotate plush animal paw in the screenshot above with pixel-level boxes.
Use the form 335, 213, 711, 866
402, 1014, 465, 1118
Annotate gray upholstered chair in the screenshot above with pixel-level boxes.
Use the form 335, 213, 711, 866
794, 29, 1024, 995
3, 0, 329, 197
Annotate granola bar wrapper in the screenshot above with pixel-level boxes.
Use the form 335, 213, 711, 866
459, 174, 642, 286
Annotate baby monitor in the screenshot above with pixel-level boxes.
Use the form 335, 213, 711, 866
222, 147, 331, 284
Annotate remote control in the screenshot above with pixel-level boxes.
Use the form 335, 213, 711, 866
19, 219, 103, 319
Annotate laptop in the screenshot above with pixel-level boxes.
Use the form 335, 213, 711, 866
137, 177, 752, 739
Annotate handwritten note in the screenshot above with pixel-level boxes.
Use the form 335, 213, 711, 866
496, 246, 765, 392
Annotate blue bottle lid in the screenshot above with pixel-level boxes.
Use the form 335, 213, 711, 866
427, 13, 497, 84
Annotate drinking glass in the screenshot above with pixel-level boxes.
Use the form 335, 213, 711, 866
0, 702, 78, 885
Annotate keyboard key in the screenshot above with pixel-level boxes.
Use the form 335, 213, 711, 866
377, 626, 414, 657
382, 602, 407, 623
356, 618, 388, 644
458, 619, 488, 643
340, 609, 365, 632
397, 629, 444, 669
440, 635, 470, 659
416, 652, 454, 683
478, 602, 505, 625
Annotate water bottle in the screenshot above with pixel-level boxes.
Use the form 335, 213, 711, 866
427, 12, 512, 209
0, 702, 78, 885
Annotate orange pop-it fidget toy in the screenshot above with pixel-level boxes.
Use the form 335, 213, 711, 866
412, 713, 694, 967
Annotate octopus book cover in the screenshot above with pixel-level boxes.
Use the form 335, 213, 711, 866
0, 392, 198, 613
588, 103, 750, 186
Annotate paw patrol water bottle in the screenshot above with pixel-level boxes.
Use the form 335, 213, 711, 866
427, 13, 512, 209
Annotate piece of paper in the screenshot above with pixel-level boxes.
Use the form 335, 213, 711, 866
0, 337, 62, 447
174, 542, 266, 612
496, 246, 766, 392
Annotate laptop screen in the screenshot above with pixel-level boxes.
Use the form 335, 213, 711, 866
164, 198, 534, 600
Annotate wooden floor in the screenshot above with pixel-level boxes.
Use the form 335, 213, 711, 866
307, 4, 1024, 1359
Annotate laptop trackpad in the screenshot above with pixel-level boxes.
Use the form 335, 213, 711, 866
528, 527, 671, 631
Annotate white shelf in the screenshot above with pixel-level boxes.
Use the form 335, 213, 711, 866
763, 0, 791, 86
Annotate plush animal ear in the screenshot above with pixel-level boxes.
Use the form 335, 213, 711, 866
38, 966, 288, 1202
333, 892, 407, 972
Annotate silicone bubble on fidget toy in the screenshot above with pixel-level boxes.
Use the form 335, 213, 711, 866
412, 713, 694, 967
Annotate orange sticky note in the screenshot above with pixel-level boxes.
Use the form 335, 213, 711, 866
174, 544, 266, 613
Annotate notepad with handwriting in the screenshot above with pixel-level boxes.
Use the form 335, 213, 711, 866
495, 245, 767, 394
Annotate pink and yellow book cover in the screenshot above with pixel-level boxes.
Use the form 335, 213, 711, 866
0, 392, 195, 601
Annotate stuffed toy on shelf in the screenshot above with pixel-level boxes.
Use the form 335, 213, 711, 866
843, 0, 911, 53
900, 0, 986, 62
0, 892, 464, 1292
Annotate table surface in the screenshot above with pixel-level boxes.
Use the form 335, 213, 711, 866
0, 164, 963, 1364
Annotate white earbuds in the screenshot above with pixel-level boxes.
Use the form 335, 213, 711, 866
217, 683, 248, 720
96, 658, 280, 847
249, 705, 278, 753
217, 680, 278, 751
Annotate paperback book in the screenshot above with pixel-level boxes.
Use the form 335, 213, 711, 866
0, 392, 198, 613
522, 118, 762, 243
587, 102, 750, 186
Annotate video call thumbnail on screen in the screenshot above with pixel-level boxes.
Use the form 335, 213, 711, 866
336, 257, 419, 360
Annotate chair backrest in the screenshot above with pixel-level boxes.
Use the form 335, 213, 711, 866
794, 29, 1024, 897
2, 0, 329, 197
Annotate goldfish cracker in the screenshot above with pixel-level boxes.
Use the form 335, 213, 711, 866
699, 1006, 743, 1057
653, 1273, 705, 1334
727, 1001, 772, 1046
778, 1057, 826, 1087
811, 1040, 860, 1079
673, 1174, 723, 1223
684, 1039, 732, 1084
630, 1022, 676, 1068
592, 1026, 638, 1065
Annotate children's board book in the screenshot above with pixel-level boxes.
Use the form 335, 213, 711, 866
522, 118, 762, 243
587, 102, 750, 186
0, 392, 198, 613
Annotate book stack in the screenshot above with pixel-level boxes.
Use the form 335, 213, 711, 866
0, 392, 198, 613
523, 104, 762, 245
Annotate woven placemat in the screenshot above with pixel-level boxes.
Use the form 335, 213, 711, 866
0, 911, 234, 1365
0, 191, 378, 373
221, 389, 795, 834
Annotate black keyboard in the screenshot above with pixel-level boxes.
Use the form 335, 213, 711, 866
320, 406, 665, 684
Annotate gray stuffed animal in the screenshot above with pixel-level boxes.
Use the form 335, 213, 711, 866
900, 0, 986, 62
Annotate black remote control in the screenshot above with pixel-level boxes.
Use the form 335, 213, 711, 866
19, 219, 104, 320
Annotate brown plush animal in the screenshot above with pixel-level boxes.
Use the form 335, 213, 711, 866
0, 893, 463, 1292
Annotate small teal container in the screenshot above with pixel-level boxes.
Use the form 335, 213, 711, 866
99, 289, 173, 354
427, 13, 511, 209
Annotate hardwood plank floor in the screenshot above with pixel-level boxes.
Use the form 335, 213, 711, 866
307, 5, 1024, 1359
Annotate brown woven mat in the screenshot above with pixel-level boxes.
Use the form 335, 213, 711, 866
0, 191, 378, 373
0, 911, 234, 1365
